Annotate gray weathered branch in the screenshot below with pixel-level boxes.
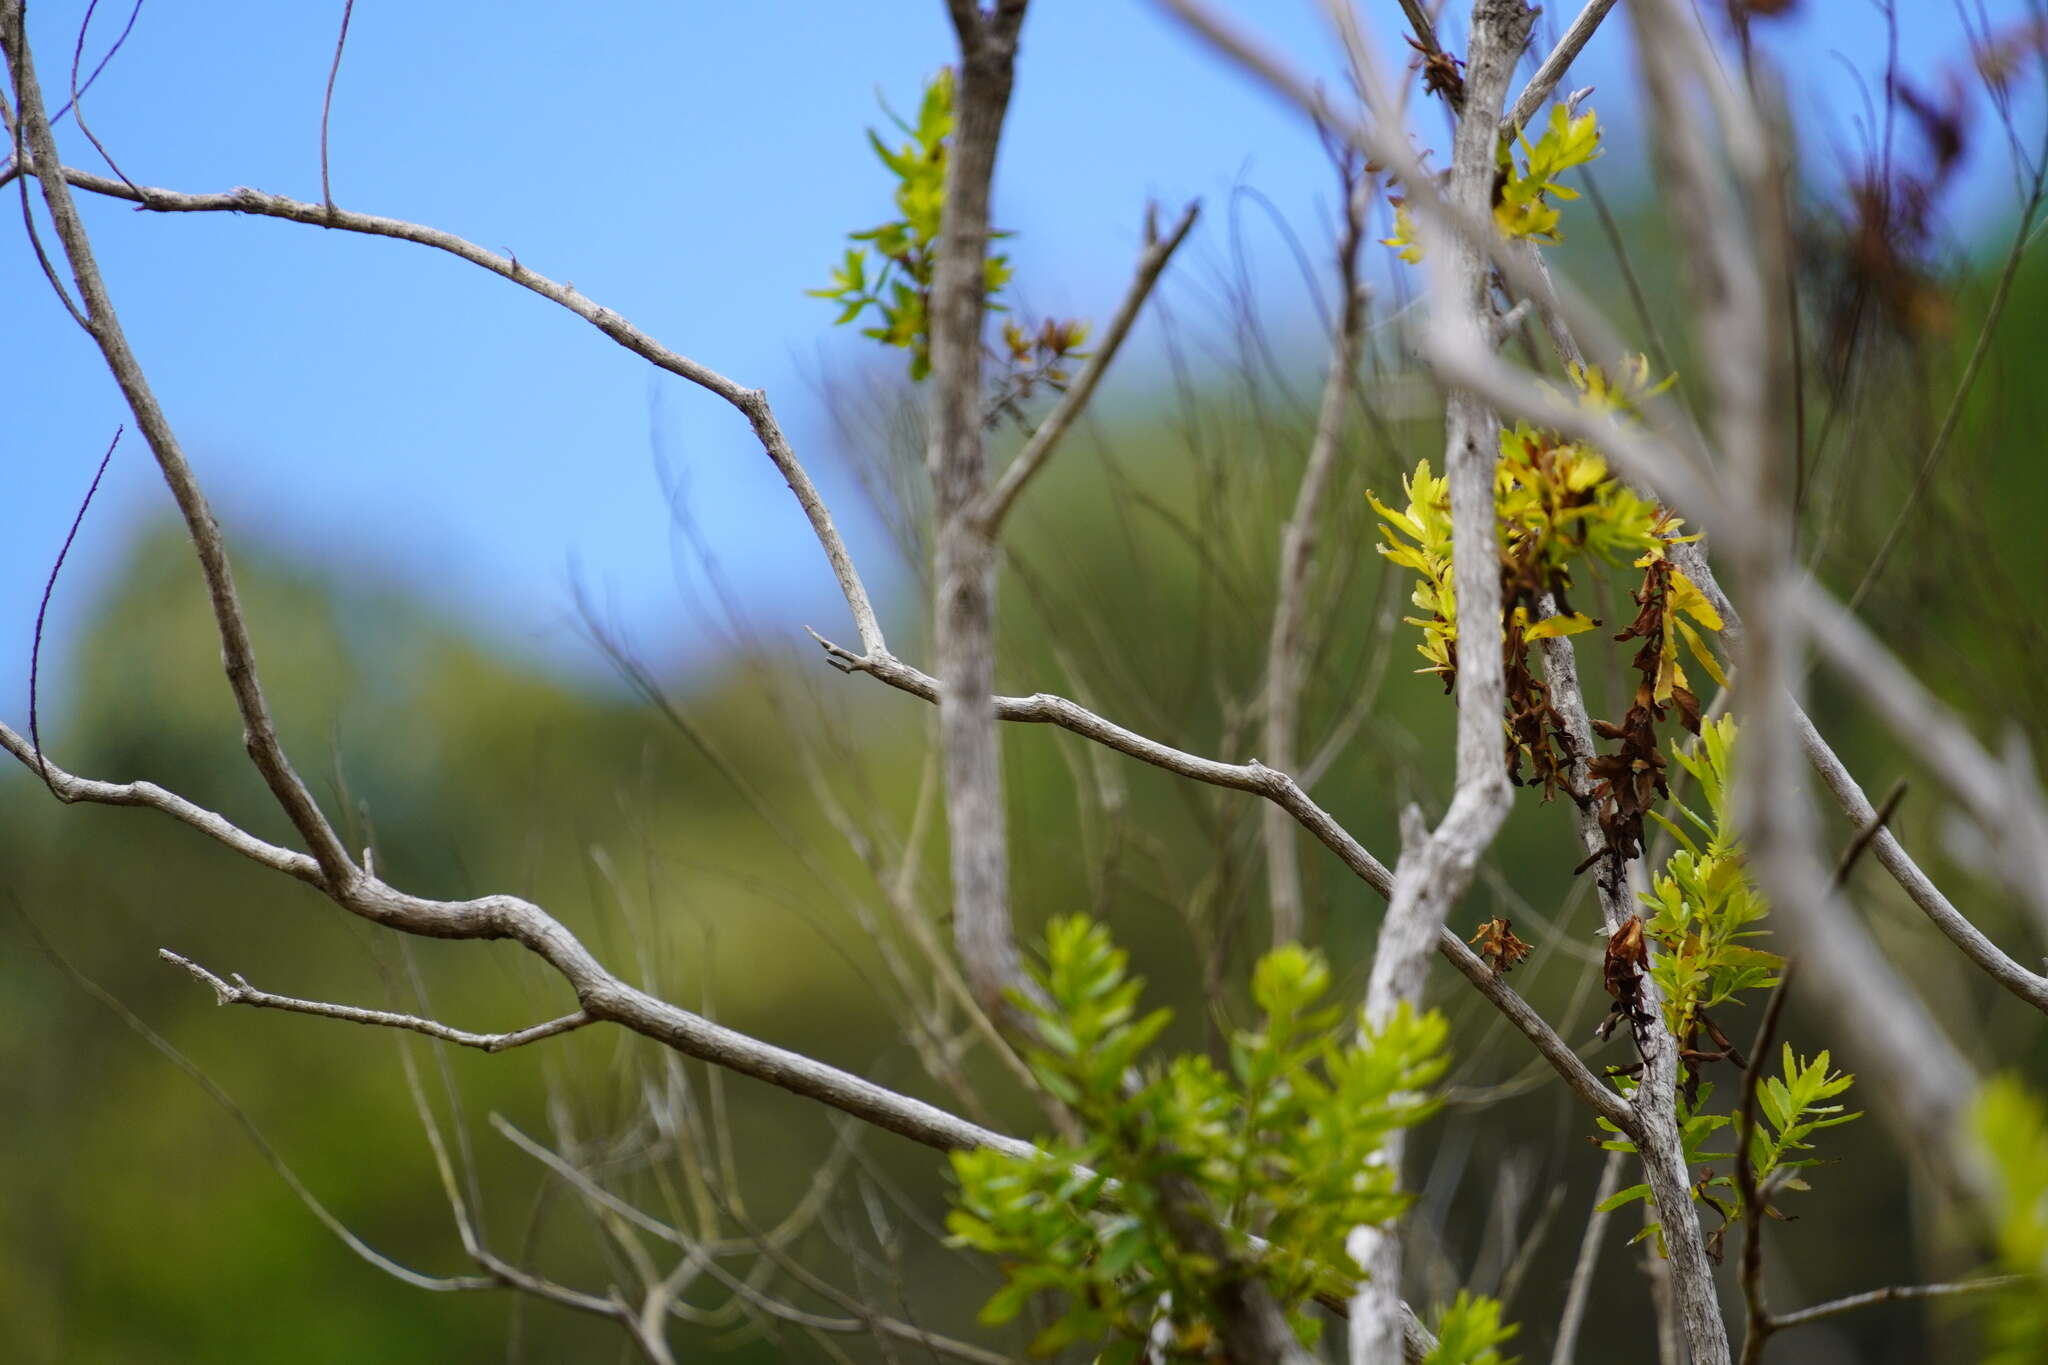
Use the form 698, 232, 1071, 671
1501, 0, 1619, 132
929, 3, 1030, 1013
4, 3, 356, 886
160, 951, 595, 1053
1325, 5, 1532, 1359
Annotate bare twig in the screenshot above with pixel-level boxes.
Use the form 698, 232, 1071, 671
1833, 780, 1907, 887
1768, 1275, 2031, 1329
1550, 1147, 1628, 1365
811, 635, 1396, 892
160, 951, 595, 1053
65, 0, 139, 194
1734, 965, 1795, 1365
29, 425, 119, 793
978, 200, 1200, 534
1794, 703, 2048, 1013
1502, 0, 1619, 131
319, 0, 357, 212
15, 162, 890, 657
1802, 580, 2048, 944
4, 6, 358, 883
0, 721, 324, 882
1262, 154, 1368, 946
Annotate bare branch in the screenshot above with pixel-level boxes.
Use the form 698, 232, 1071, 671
319, 0, 357, 212
1795, 704, 2048, 1013
1802, 580, 2048, 944
1768, 1276, 2032, 1330
1435, 925, 1639, 1137
812, 634, 1396, 893
3, 4, 357, 882
1549, 1147, 1628, 1365
1501, 0, 1619, 132
17, 160, 890, 658
926, 5, 1029, 1011
1734, 967, 1795, 1365
1263, 159, 1368, 946
0, 721, 324, 884
29, 426, 120, 794
1324, 5, 1533, 1358
160, 951, 595, 1053
978, 199, 1200, 535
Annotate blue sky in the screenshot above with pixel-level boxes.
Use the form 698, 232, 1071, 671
6, 0, 2041, 731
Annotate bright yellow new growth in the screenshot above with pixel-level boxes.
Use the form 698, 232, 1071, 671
1384, 103, 1605, 262
1368, 460, 1459, 678
1368, 401, 1673, 679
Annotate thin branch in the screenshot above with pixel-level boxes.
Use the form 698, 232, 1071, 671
3, 7, 358, 882
19, 913, 499, 1296
811, 634, 1396, 893
160, 951, 595, 1053
977, 199, 1200, 535
1550, 1147, 1628, 1365
1768, 1276, 2032, 1330
1794, 703, 2048, 1013
1833, 780, 1907, 887
1802, 579, 2048, 943
0, 721, 324, 883
1436, 924, 1639, 1137
65, 0, 140, 195
319, 0, 356, 213
1734, 965, 1795, 1365
29, 425, 120, 793
19, 161, 890, 658
1262, 155, 1367, 946
1502, 0, 1619, 131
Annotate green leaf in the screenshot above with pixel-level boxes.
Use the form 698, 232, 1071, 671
1596, 1182, 1654, 1213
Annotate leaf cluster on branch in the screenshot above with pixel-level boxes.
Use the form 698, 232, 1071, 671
946, 917, 1458, 1360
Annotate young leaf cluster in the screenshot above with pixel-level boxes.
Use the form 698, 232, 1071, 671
1422, 1290, 1520, 1365
1596, 1049, 1859, 1253
1381, 102, 1603, 260
1641, 718, 1783, 1050
1368, 460, 1459, 682
946, 918, 1449, 1360
1493, 103, 1604, 243
1369, 377, 1692, 799
1368, 426, 1663, 683
808, 69, 962, 380
809, 69, 1084, 394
